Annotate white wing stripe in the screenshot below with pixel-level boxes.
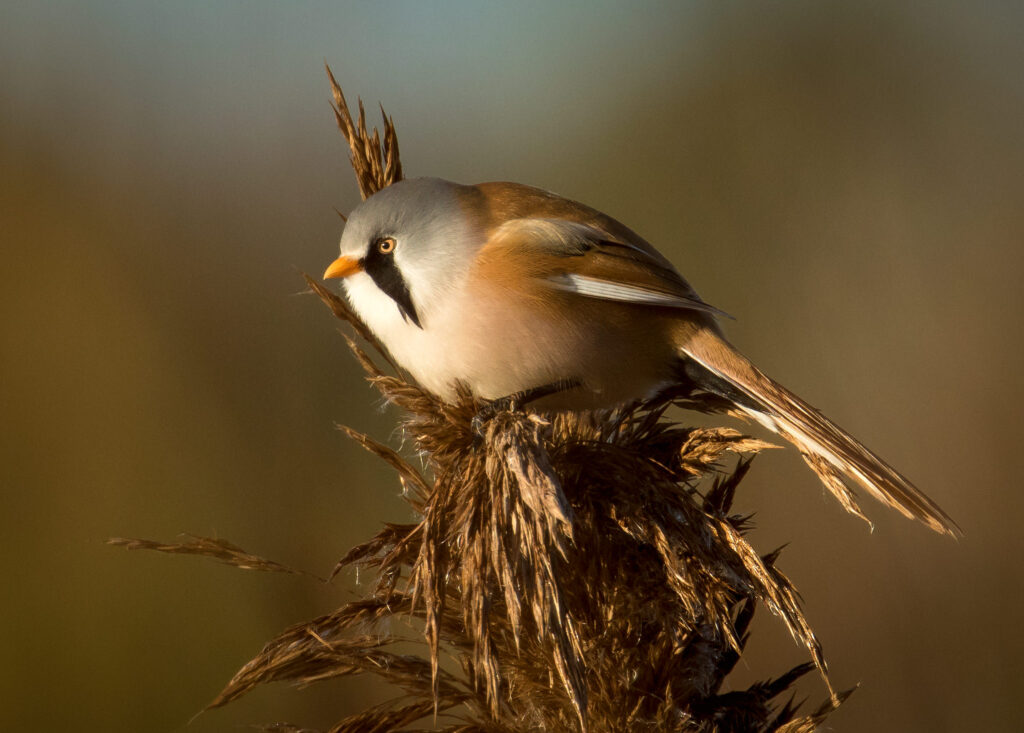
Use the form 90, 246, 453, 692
546, 273, 731, 318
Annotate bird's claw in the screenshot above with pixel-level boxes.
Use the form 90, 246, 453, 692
471, 397, 521, 439
470, 413, 488, 439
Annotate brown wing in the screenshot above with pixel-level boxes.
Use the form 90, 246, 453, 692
481, 216, 730, 319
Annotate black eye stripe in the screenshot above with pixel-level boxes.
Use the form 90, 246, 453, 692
363, 240, 422, 328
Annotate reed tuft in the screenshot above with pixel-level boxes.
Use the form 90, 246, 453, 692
112, 68, 852, 731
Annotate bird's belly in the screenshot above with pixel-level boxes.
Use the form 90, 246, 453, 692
346, 274, 679, 409
426, 290, 679, 409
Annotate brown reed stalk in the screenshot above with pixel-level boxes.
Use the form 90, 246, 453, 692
112, 67, 852, 732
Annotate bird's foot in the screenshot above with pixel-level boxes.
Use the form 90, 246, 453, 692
470, 378, 582, 438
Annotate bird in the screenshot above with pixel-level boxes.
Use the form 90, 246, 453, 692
323, 176, 958, 536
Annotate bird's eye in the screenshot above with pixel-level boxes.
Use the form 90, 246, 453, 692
377, 237, 396, 254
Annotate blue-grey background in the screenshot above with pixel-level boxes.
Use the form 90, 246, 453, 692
3, 2, 1022, 731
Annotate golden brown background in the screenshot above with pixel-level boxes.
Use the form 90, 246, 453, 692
3, 3, 1022, 731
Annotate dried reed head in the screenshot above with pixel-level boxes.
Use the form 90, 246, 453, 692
113, 70, 851, 731
211, 277, 846, 732
326, 64, 403, 202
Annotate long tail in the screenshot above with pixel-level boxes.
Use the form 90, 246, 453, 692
680, 328, 960, 536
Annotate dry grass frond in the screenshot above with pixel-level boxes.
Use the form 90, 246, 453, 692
108, 535, 321, 579
326, 64, 403, 201
115, 73, 851, 732
677, 427, 780, 477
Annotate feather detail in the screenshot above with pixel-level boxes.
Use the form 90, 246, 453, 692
480, 214, 730, 319
547, 272, 732, 318
680, 328, 960, 537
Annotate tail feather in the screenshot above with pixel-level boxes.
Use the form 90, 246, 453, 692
680, 329, 960, 537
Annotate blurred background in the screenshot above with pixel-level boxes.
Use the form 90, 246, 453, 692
3, 2, 1022, 730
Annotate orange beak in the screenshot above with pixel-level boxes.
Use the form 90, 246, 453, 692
323, 255, 363, 280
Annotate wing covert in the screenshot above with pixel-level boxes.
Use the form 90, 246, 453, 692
487, 217, 731, 319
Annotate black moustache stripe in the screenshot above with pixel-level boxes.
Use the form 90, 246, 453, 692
362, 249, 422, 328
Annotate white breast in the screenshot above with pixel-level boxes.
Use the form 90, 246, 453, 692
343, 272, 467, 400
343, 269, 678, 410
344, 270, 561, 402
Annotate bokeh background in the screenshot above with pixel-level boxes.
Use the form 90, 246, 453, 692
3, 2, 1022, 731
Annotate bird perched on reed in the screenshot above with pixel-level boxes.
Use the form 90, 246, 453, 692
323, 175, 958, 538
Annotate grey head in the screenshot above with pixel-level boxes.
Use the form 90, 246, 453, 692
338, 177, 480, 328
